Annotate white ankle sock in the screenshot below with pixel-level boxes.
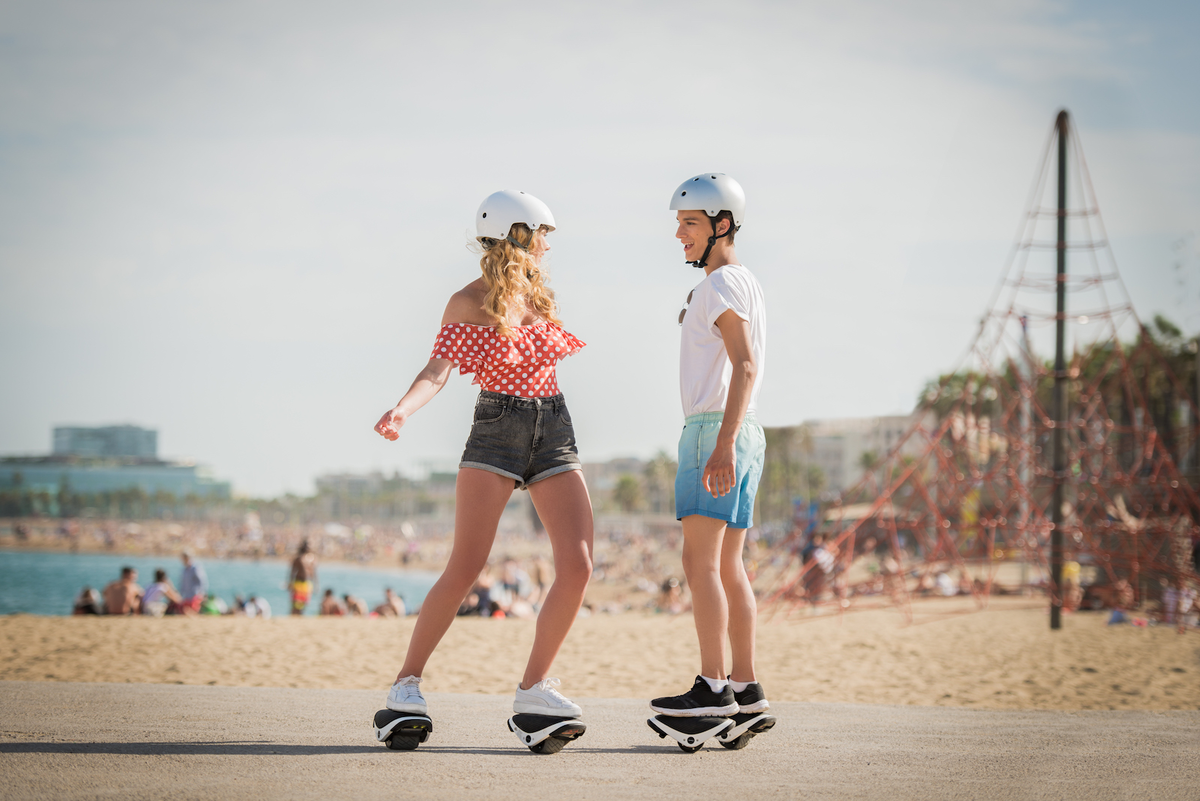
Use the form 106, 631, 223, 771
701, 675, 728, 693
729, 679, 753, 692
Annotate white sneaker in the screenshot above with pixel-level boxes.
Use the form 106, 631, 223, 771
513, 677, 582, 719
385, 675, 427, 715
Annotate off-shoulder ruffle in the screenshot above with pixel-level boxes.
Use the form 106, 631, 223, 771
430, 321, 585, 387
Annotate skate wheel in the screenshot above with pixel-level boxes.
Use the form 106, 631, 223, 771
719, 733, 753, 750
530, 736, 567, 755
385, 735, 422, 751
677, 742, 703, 753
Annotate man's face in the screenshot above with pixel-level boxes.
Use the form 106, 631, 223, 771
675, 211, 726, 260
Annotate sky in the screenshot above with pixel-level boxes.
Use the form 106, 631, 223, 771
1, 0, 1198, 497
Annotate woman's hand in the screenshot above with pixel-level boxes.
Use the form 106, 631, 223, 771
374, 407, 408, 441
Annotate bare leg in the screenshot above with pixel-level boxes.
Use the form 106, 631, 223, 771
720, 527, 756, 682
681, 514, 729, 680
396, 468, 512, 680
521, 470, 593, 688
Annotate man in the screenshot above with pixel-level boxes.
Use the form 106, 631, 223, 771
289, 540, 318, 615
650, 173, 770, 718
374, 587, 406, 618
319, 589, 345, 616
102, 567, 143, 615
178, 551, 208, 614
343, 593, 369, 616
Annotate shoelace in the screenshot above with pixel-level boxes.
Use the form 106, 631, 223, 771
532, 677, 568, 703
395, 675, 422, 697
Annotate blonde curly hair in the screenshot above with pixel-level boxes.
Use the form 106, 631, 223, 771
476, 223, 561, 339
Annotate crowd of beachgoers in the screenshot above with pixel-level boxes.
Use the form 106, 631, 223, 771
70, 556, 415, 620
1, 515, 701, 618
7, 515, 1195, 625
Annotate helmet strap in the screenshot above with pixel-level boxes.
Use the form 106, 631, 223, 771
686, 216, 734, 269
505, 234, 530, 251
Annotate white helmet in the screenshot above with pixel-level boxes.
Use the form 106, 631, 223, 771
475, 190, 556, 243
669, 173, 745, 230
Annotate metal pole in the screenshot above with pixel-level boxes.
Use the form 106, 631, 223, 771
1050, 109, 1069, 630
1020, 315, 1032, 592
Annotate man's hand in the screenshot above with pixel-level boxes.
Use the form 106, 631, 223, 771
703, 439, 737, 498
374, 407, 408, 441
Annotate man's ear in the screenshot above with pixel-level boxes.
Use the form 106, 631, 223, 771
715, 218, 730, 237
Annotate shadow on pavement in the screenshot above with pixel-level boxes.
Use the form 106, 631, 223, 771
0, 741, 644, 757
0, 742, 383, 756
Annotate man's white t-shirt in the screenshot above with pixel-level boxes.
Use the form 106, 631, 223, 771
679, 263, 767, 418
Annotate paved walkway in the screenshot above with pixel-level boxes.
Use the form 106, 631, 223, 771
1, 681, 1197, 800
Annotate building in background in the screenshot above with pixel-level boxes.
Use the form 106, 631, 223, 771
53, 425, 157, 459
0, 424, 230, 499
807, 413, 933, 494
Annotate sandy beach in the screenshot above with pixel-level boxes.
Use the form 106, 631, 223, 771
3, 598, 1196, 711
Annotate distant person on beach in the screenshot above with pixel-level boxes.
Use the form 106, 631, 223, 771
243, 595, 270, 618
320, 589, 345, 616
498, 557, 535, 618
72, 586, 102, 615
343, 594, 369, 616
178, 552, 208, 614
458, 566, 493, 617
656, 577, 688, 615
199, 594, 226, 615
374, 587, 406, 618
142, 569, 183, 617
649, 174, 771, 720
801, 533, 831, 603
289, 540, 318, 616
373, 190, 593, 723
102, 567, 143, 615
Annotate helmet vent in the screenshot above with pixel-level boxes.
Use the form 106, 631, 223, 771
681, 191, 687, 196
482, 212, 487, 217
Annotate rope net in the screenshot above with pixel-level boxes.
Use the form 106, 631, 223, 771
760, 114, 1200, 628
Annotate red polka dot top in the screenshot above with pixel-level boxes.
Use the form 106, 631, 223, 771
430, 321, 585, 398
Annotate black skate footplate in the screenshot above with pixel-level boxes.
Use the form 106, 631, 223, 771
647, 715, 734, 753
716, 711, 776, 750
373, 709, 433, 751
508, 714, 587, 755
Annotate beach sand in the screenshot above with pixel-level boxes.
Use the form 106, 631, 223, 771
3, 598, 1197, 711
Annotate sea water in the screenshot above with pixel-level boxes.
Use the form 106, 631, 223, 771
0, 549, 436, 616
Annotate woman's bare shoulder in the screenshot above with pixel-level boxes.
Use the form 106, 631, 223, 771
441, 280, 492, 327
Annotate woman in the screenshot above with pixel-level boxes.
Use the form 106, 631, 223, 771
373, 190, 593, 721
141, 569, 182, 617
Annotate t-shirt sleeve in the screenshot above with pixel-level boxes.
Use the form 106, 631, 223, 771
705, 271, 752, 328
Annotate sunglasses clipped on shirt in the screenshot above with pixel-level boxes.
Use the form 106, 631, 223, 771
678, 289, 694, 326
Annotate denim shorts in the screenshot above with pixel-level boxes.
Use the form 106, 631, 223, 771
675, 412, 765, 529
460, 390, 582, 490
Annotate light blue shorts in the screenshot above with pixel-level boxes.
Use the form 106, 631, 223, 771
675, 412, 766, 529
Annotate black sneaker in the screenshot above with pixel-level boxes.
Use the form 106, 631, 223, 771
650, 676, 738, 717
730, 680, 770, 714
